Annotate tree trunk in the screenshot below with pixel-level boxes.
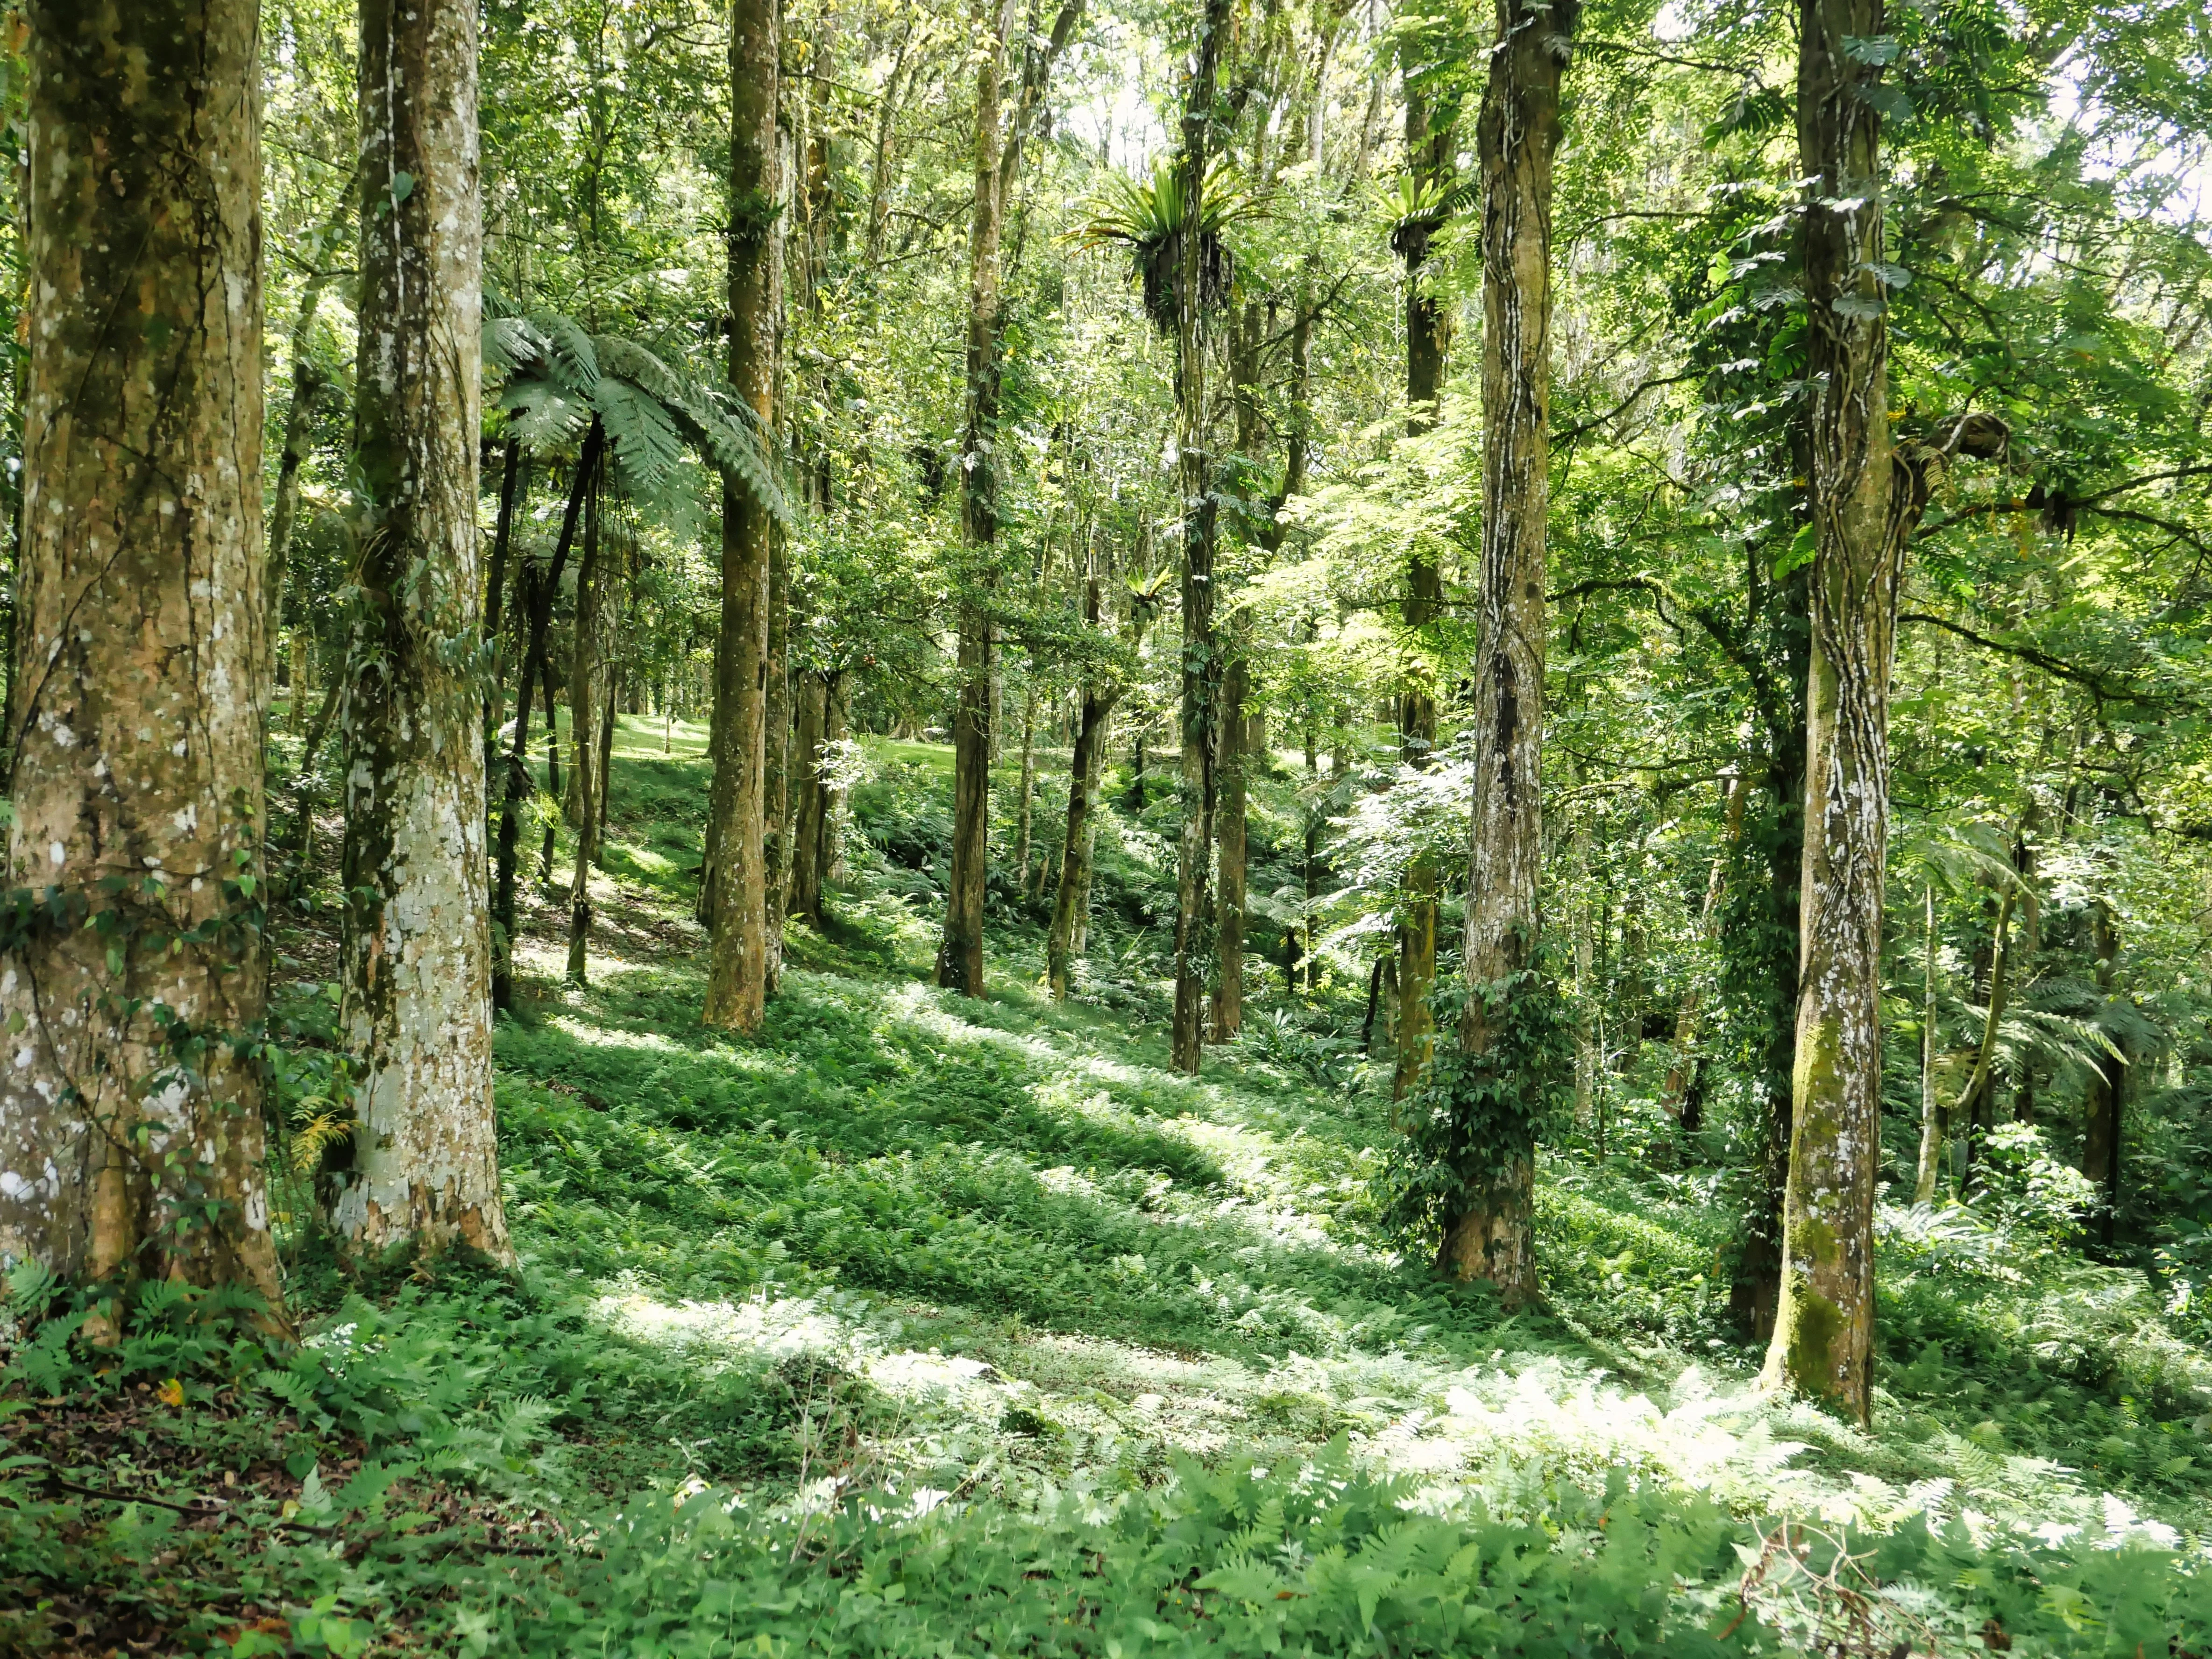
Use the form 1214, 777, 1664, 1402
1014, 684, 1038, 892
492, 426, 599, 1012
703, 0, 782, 1034
1050, 692, 1116, 999
482, 435, 525, 752
337, 0, 510, 1263
937, 0, 1015, 1000
1170, 0, 1232, 1074
1760, 0, 1897, 1421
1913, 881, 1945, 1203
540, 654, 561, 881
1211, 648, 1248, 1040
2082, 899, 2120, 1249
0, 0, 282, 1319
788, 671, 828, 925
822, 674, 850, 883
1435, 0, 1575, 1303
564, 478, 606, 985
764, 522, 791, 991
1662, 776, 1745, 1113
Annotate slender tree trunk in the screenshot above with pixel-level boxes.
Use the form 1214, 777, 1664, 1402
1049, 694, 1117, 999
937, 0, 1015, 999
1170, 0, 1232, 1074
1211, 648, 1248, 1040
0, 0, 282, 1319
564, 480, 606, 985
596, 654, 618, 851
764, 522, 791, 990
787, 671, 828, 925
1913, 882, 1945, 1203
865, 23, 915, 268
1662, 777, 1745, 1113
822, 673, 851, 883
482, 435, 524, 752
338, 0, 510, 1262
492, 427, 598, 1011
1435, 0, 1575, 1302
1014, 685, 1038, 891
2082, 899, 2120, 1249
704, 0, 782, 1033
266, 180, 354, 682
540, 654, 561, 881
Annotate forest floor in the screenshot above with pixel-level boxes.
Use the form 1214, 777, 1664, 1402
3, 722, 2210, 1656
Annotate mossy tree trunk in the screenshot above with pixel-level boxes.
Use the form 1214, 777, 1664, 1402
0, 0, 283, 1317
338, 0, 511, 1263
1761, 0, 1899, 1419
704, 0, 781, 1033
1437, 0, 1576, 1302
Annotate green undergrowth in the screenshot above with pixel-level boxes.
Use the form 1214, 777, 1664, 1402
7, 739, 2212, 1655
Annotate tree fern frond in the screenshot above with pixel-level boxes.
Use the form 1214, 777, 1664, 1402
595, 377, 687, 501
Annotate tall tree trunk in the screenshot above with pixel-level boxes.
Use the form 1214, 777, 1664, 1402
787, 671, 828, 925
1014, 684, 1038, 889
1913, 881, 1945, 1204
1393, 82, 1451, 1099
0, 0, 282, 1320
492, 427, 598, 1011
764, 522, 791, 991
937, 0, 1016, 999
539, 653, 561, 880
1435, 0, 1576, 1301
565, 477, 606, 985
482, 435, 524, 752
704, 0, 782, 1033
1211, 646, 1248, 1040
1950, 879, 2015, 1195
1662, 777, 1745, 1113
822, 674, 851, 883
338, 0, 510, 1262
2082, 899, 2121, 1249
1170, 0, 1232, 1074
1761, 0, 1898, 1419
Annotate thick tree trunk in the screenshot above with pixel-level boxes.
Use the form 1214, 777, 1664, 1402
937, 0, 1014, 1000
492, 427, 599, 1011
1761, 0, 1897, 1420
565, 480, 606, 985
703, 0, 782, 1034
0, 0, 282, 1317
1436, 0, 1575, 1303
338, 0, 510, 1263
1170, 0, 1232, 1074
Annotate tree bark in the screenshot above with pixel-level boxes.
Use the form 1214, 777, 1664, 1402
338, 0, 510, 1263
1435, 0, 1575, 1303
937, 0, 1015, 1000
1170, 0, 1232, 1074
704, 0, 782, 1033
0, 0, 283, 1318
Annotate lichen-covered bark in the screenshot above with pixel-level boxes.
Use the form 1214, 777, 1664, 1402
337, 0, 510, 1263
936, 0, 1013, 1001
703, 0, 781, 1033
1438, 0, 1575, 1303
0, 0, 280, 1315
